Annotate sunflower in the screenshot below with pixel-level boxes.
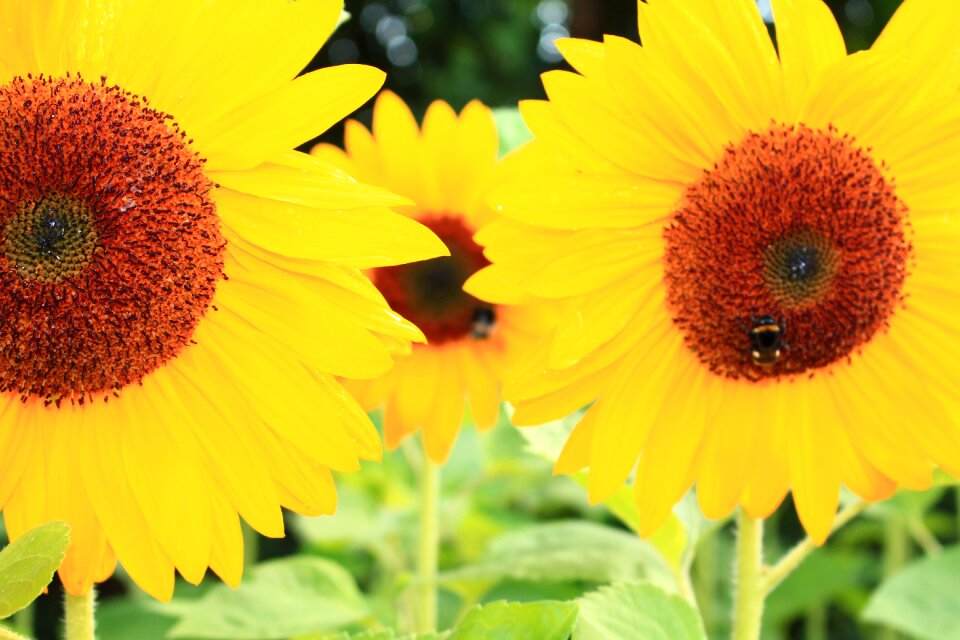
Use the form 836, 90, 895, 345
313, 91, 548, 463
466, 0, 960, 543
0, 1, 446, 600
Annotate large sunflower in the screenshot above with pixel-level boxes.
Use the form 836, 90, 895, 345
466, 0, 960, 543
313, 92, 548, 463
0, 1, 445, 600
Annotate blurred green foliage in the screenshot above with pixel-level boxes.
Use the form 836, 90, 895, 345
306, 0, 910, 146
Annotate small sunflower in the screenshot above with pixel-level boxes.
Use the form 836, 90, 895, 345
466, 0, 960, 542
313, 92, 548, 463
0, 1, 445, 600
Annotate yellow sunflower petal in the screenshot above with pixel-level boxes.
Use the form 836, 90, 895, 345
121, 386, 214, 586
197, 64, 385, 171
634, 361, 720, 537
587, 322, 680, 503
554, 38, 606, 78
217, 188, 447, 267
210, 155, 412, 211
208, 489, 244, 589
771, 0, 846, 111
81, 405, 175, 601
371, 90, 423, 200
786, 379, 840, 545
422, 350, 467, 463
553, 409, 597, 475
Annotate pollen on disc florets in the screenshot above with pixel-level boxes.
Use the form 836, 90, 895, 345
663, 124, 911, 381
374, 215, 496, 345
0, 75, 225, 405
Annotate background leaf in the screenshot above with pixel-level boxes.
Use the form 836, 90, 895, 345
862, 544, 960, 640
575, 582, 706, 640
0, 521, 70, 619
450, 601, 577, 640
493, 108, 533, 157
168, 557, 371, 639
439, 521, 674, 593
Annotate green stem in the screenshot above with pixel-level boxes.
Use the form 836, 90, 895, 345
907, 517, 942, 556
762, 501, 867, 595
731, 512, 764, 640
805, 603, 828, 640
64, 589, 96, 640
693, 530, 719, 633
880, 515, 909, 640
675, 566, 698, 609
416, 459, 440, 634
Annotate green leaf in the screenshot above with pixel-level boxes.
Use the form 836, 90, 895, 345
0, 520, 70, 619
451, 601, 578, 640
575, 582, 707, 640
863, 544, 960, 640
439, 521, 674, 593
313, 631, 449, 640
493, 108, 533, 157
168, 557, 371, 639
97, 599, 178, 640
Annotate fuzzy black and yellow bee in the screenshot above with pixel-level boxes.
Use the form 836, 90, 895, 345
470, 307, 496, 340
748, 315, 786, 367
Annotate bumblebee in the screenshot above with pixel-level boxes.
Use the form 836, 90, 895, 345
470, 307, 496, 340
748, 315, 785, 367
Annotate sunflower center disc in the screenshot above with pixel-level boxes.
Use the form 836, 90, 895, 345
374, 215, 495, 345
0, 76, 224, 404
663, 124, 911, 381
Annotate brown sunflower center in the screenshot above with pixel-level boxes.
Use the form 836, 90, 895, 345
374, 215, 495, 345
663, 124, 910, 381
0, 75, 224, 405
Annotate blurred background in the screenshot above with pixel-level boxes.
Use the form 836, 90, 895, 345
305, 0, 905, 146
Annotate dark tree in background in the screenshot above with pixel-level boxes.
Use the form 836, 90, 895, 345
304, 0, 906, 147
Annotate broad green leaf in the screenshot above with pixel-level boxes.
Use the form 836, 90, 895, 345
493, 108, 533, 157
439, 521, 674, 593
575, 582, 707, 640
862, 544, 960, 639
0, 521, 70, 619
451, 601, 577, 640
97, 599, 178, 640
169, 557, 371, 639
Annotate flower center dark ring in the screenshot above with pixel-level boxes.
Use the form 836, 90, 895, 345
3, 194, 99, 284
762, 230, 840, 309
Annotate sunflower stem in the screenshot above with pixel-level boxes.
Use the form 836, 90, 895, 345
762, 500, 867, 595
879, 515, 909, 640
416, 458, 440, 633
907, 516, 942, 556
64, 589, 96, 640
731, 512, 764, 640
